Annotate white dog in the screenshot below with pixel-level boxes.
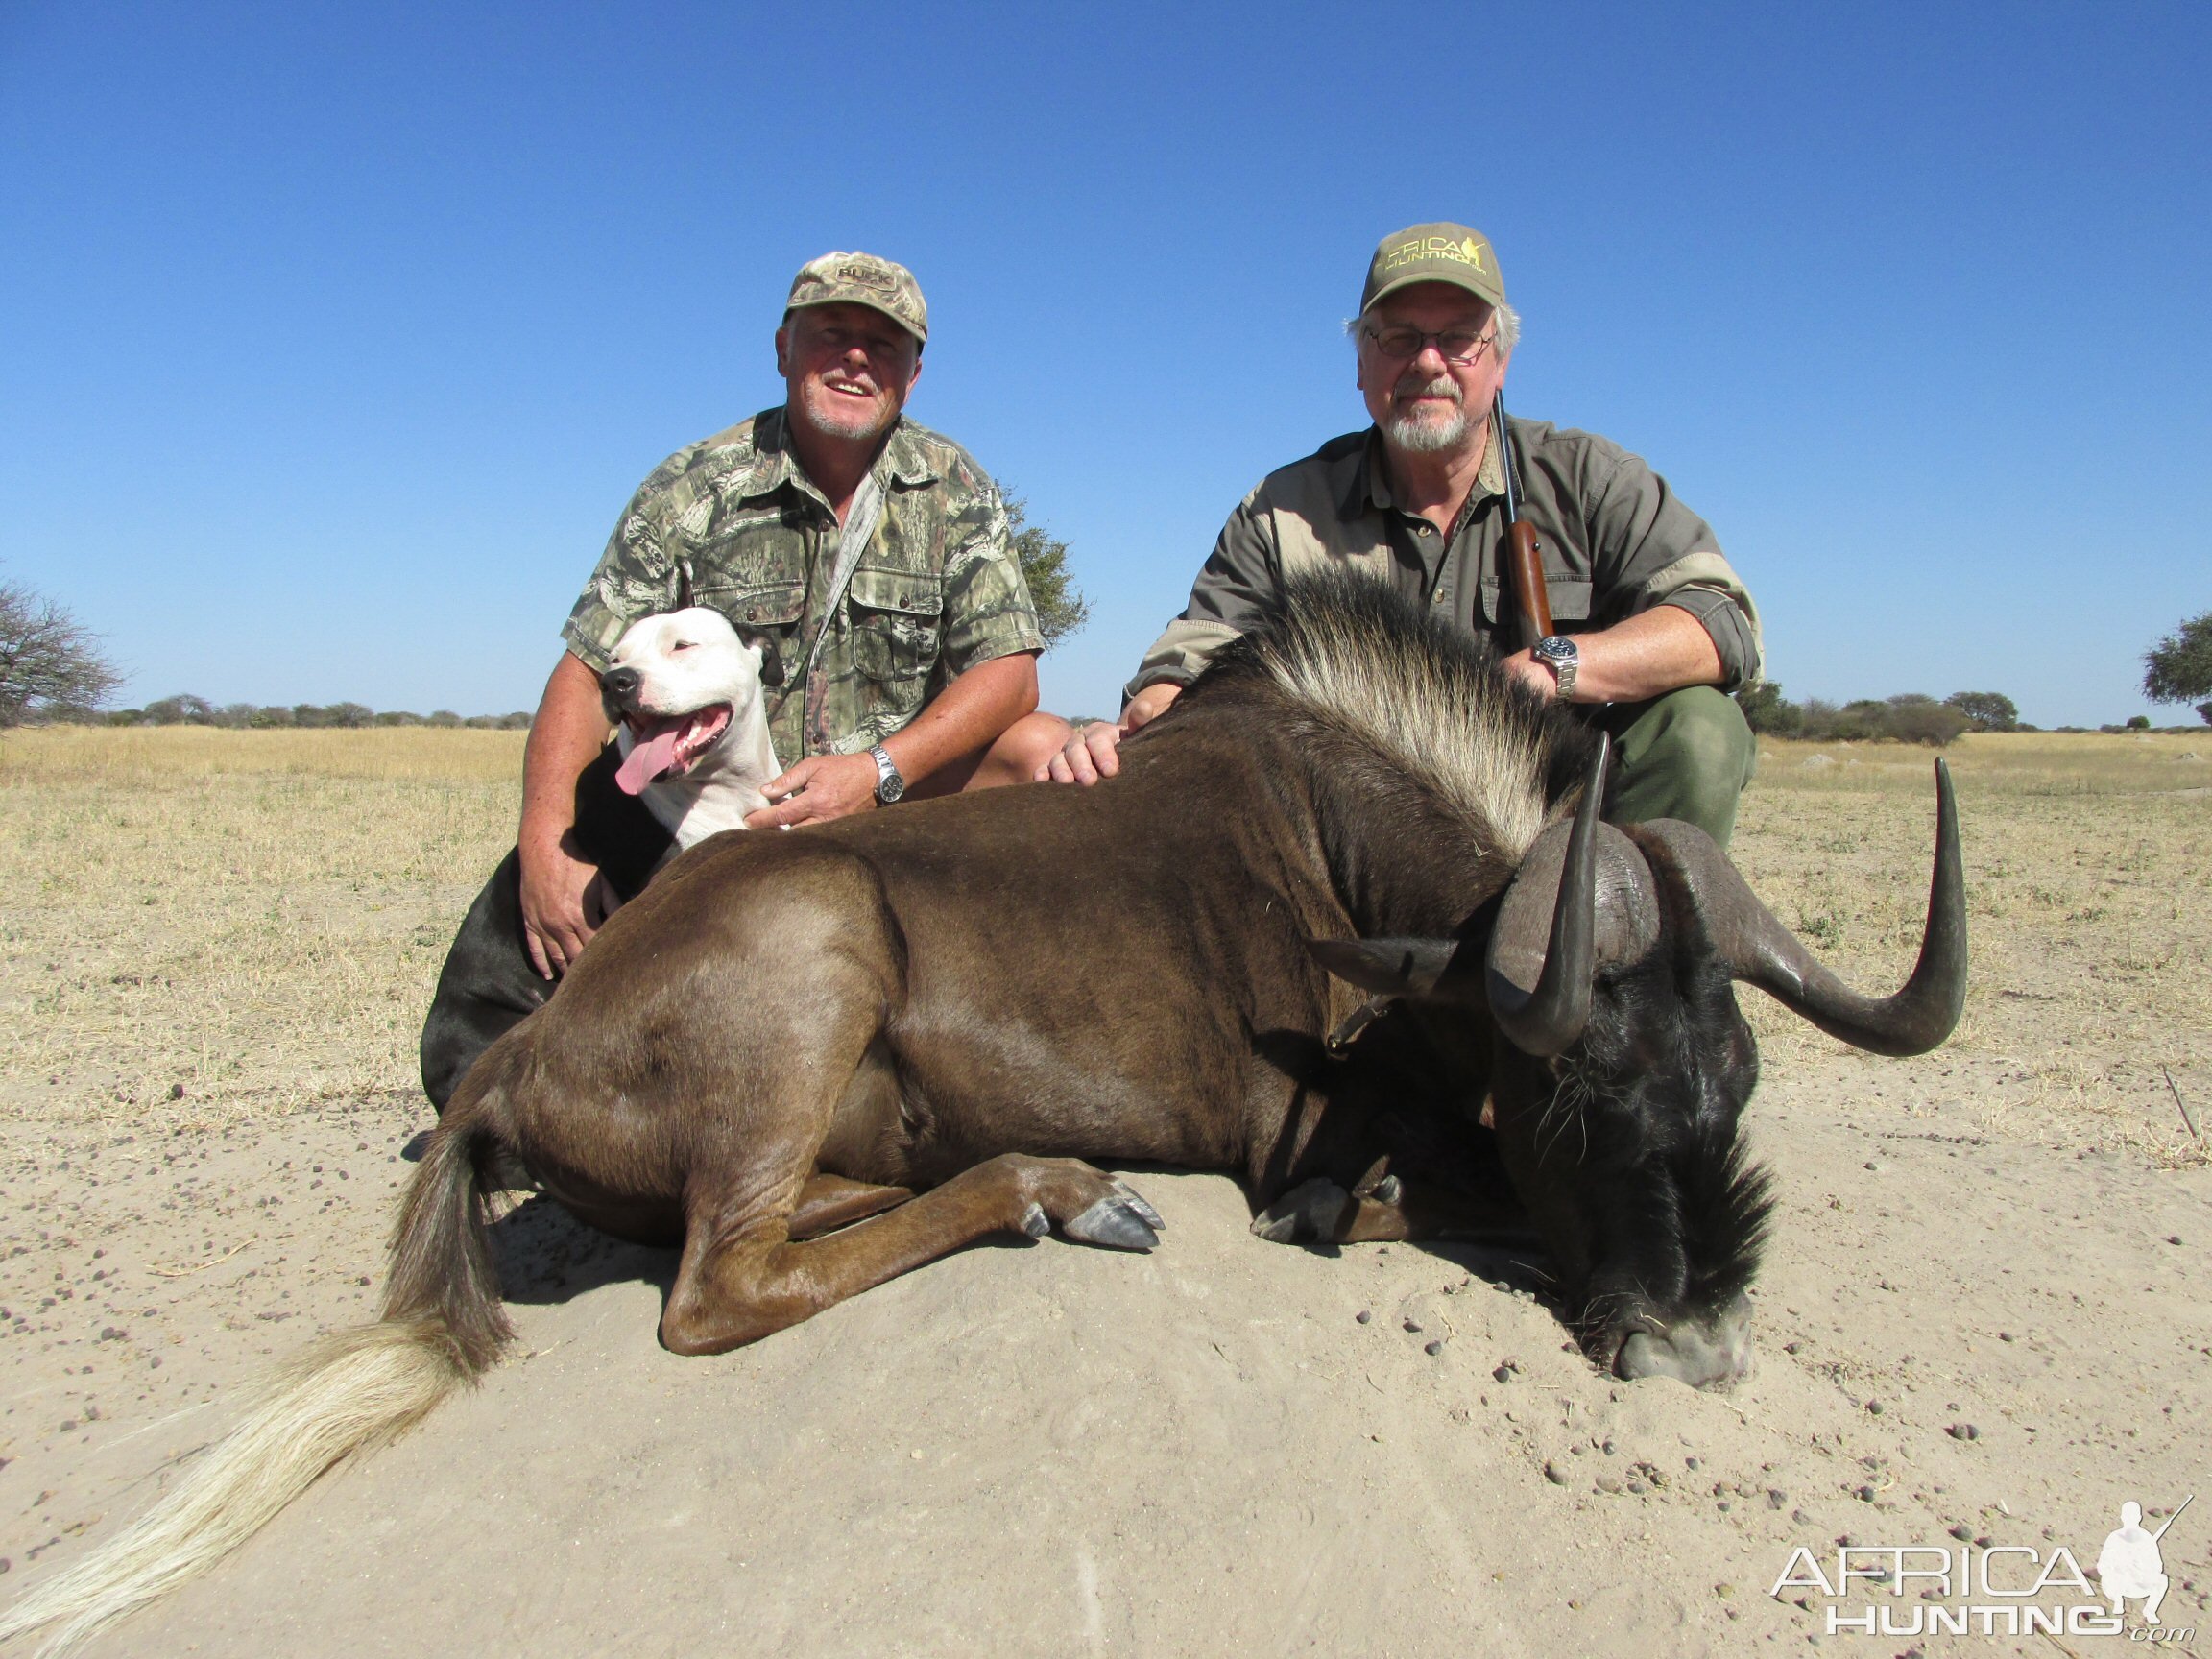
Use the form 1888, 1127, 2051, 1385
601, 607, 782, 857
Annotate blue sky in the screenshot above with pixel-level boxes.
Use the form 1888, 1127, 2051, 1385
3, 2, 2206, 725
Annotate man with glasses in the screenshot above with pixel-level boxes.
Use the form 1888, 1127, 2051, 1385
510, 250, 1064, 985
1045, 222, 1761, 847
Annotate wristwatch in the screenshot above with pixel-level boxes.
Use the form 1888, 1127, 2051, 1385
1533, 635, 1579, 701
868, 744, 906, 805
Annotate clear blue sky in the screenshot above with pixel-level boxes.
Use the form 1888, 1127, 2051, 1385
3, 1, 2206, 726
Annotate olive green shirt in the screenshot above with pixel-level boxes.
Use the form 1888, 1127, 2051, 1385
1131, 418, 1762, 698
564, 408, 1044, 763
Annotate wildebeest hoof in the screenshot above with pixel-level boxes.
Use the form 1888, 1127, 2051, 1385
1061, 1194, 1160, 1251
1614, 1294, 1753, 1388
1018, 1201, 1051, 1238
487, 1147, 542, 1193
1368, 1173, 1402, 1205
1110, 1180, 1165, 1232
1250, 1178, 1350, 1245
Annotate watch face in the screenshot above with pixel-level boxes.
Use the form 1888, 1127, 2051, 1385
878, 774, 905, 804
1537, 635, 1577, 662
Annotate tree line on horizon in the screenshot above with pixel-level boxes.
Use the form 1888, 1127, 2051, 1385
2, 508, 1090, 731
3, 566, 2205, 736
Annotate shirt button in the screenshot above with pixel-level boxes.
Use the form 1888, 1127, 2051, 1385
1416, 524, 1433, 536
1431, 590, 1447, 605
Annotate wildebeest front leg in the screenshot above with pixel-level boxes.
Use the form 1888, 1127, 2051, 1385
786, 1173, 913, 1240
1252, 1168, 1532, 1246
660, 1154, 1162, 1357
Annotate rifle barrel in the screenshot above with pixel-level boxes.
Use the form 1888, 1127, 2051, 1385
2152, 1493, 2194, 1540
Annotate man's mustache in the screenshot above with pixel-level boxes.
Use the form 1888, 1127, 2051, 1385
1392, 374, 1461, 405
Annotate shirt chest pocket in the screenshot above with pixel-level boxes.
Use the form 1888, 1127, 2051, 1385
1478, 575, 1594, 627
845, 566, 944, 682
701, 581, 806, 634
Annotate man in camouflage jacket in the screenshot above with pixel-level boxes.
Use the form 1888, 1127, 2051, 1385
518, 251, 1066, 978
1046, 223, 1762, 848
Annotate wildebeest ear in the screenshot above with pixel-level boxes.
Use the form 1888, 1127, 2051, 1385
1305, 937, 1459, 999
738, 630, 785, 689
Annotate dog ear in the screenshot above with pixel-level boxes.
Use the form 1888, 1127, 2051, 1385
739, 630, 785, 689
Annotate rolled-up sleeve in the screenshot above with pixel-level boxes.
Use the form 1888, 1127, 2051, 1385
1581, 448, 1764, 688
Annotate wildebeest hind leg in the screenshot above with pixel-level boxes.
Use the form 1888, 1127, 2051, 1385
660, 1154, 1162, 1357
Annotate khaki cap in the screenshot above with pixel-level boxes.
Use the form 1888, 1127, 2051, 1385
1360, 222, 1505, 315
785, 251, 928, 343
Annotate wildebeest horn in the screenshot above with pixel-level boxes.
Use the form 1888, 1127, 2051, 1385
1485, 736, 1615, 1057
1636, 759, 1967, 1056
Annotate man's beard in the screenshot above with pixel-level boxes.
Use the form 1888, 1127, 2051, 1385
797, 382, 896, 442
1382, 375, 1470, 454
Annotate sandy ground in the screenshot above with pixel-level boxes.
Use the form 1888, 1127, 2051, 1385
1, 729, 2207, 1656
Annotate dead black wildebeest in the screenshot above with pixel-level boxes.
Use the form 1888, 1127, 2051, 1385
0, 572, 1963, 1651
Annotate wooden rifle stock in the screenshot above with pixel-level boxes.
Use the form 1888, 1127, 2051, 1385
1493, 396, 1552, 650
1505, 518, 1551, 650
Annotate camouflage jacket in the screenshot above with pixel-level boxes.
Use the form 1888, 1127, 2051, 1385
1132, 419, 1762, 699
564, 407, 1044, 763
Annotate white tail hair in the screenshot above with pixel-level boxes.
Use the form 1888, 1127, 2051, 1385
0, 1095, 511, 1656
0, 1319, 469, 1656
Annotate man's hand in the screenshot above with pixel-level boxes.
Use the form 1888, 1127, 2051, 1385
518, 834, 602, 979
744, 752, 881, 829
1499, 648, 1561, 701
1040, 682, 1182, 785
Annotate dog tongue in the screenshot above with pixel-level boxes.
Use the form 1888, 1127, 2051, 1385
615, 726, 687, 795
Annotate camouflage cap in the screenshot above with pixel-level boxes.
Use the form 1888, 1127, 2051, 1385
1360, 223, 1505, 315
785, 251, 928, 344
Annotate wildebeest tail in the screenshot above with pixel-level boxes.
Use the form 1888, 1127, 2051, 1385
0, 1092, 514, 1656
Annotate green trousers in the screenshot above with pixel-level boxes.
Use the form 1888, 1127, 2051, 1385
1586, 686, 1757, 849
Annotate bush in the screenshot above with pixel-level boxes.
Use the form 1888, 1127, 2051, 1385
1734, 681, 1801, 735
1881, 695, 1973, 746
1736, 685, 1970, 745
1002, 491, 1089, 651
143, 694, 216, 725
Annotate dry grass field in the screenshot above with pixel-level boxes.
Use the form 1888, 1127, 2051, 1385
0, 727, 524, 1132
1, 724, 2207, 1657
1730, 732, 2211, 1166
3, 724, 2204, 1155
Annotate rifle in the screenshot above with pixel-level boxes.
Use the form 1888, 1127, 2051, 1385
2153, 1494, 2194, 1541
1493, 394, 1552, 651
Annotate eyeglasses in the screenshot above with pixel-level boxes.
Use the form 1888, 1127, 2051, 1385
1363, 326, 1498, 365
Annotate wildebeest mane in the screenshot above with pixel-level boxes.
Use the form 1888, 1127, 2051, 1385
1188, 569, 1598, 869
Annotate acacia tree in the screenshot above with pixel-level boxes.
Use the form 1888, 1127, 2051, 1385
1943, 691, 2019, 732
2143, 610, 2212, 725
1002, 492, 1090, 650
0, 576, 121, 725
